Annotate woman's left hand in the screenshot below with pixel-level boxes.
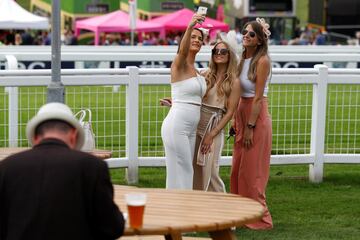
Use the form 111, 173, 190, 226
243, 127, 254, 149
190, 14, 205, 27
201, 133, 213, 154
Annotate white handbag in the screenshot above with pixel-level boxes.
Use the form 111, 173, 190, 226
75, 109, 96, 152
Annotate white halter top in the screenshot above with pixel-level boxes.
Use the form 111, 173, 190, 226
240, 58, 270, 97
172, 75, 207, 105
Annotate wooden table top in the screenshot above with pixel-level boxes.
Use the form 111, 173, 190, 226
0, 147, 112, 160
113, 185, 264, 240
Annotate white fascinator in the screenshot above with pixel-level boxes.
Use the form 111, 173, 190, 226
256, 17, 271, 38
197, 27, 210, 38
220, 30, 243, 61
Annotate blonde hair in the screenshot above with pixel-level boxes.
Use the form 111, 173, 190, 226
237, 21, 270, 82
204, 41, 238, 107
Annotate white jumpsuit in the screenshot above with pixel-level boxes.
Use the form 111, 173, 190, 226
161, 75, 206, 189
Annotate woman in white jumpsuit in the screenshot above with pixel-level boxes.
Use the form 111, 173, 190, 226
161, 14, 207, 189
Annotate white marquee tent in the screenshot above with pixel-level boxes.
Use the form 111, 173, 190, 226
0, 0, 49, 29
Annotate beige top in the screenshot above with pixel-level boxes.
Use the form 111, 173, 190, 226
202, 84, 226, 109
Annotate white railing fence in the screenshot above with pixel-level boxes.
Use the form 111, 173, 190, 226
1, 45, 360, 54
0, 65, 359, 184
1, 45, 360, 69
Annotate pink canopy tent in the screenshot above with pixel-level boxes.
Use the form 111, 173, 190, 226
75, 10, 163, 45
148, 8, 229, 38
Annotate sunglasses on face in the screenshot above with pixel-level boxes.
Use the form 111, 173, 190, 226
242, 29, 256, 38
212, 48, 229, 55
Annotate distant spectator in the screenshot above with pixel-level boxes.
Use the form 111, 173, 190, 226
166, 35, 175, 45
33, 35, 43, 45
21, 31, 34, 45
142, 34, 152, 45
158, 38, 168, 45
42, 31, 51, 45
14, 33, 22, 45
123, 37, 131, 45
113, 33, 122, 45
64, 29, 78, 45
298, 32, 310, 45
314, 30, 327, 45
5, 30, 15, 45
356, 31, 360, 45
103, 34, 114, 45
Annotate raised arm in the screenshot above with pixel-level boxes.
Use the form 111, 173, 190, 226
172, 14, 205, 69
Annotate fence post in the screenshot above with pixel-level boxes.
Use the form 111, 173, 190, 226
5, 55, 19, 147
309, 64, 328, 183
126, 67, 139, 184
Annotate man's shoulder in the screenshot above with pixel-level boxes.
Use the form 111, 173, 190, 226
1, 147, 104, 168
0, 148, 35, 166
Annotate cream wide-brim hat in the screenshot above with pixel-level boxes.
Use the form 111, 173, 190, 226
26, 102, 85, 150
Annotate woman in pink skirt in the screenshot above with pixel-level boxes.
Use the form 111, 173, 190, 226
230, 18, 273, 229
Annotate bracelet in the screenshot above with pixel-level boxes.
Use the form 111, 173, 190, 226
247, 123, 256, 129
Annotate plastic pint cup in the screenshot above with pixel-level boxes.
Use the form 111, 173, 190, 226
125, 193, 147, 229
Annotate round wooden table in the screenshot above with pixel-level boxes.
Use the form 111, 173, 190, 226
113, 186, 264, 240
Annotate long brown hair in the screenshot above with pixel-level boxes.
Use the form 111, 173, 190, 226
203, 41, 238, 107
237, 21, 269, 82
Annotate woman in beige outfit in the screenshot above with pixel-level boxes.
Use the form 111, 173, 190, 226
193, 32, 241, 192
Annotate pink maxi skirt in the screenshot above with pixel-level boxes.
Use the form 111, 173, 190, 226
230, 97, 273, 229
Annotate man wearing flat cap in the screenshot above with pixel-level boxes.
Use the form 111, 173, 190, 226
0, 103, 125, 240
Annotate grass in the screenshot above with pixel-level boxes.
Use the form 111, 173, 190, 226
110, 164, 360, 240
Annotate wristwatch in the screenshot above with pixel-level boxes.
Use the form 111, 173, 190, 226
247, 123, 256, 129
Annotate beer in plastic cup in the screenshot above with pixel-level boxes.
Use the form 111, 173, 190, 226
125, 193, 147, 229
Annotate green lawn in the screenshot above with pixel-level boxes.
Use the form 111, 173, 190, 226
111, 164, 360, 240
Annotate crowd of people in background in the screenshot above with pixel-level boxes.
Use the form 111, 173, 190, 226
287, 26, 328, 45
0, 29, 76, 46
1, 27, 360, 47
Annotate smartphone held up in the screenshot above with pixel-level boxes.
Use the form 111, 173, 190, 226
197, 6, 207, 15
196, 6, 207, 24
